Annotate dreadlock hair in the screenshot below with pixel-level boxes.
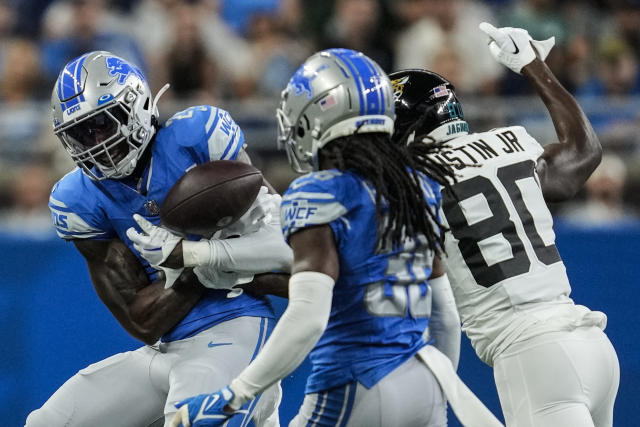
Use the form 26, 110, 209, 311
318, 132, 456, 254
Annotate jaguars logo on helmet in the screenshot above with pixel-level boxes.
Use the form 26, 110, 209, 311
389, 69, 468, 144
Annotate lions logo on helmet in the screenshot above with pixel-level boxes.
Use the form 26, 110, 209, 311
51, 51, 161, 180
277, 48, 395, 173
105, 56, 146, 85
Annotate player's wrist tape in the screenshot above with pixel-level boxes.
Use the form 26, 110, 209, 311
182, 239, 217, 267
182, 225, 293, 273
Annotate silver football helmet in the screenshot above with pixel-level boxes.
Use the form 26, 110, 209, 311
51, 51, 159, 180
277, 48, 395, 173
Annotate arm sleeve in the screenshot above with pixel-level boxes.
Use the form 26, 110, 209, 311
427, 274, 461, 370
182, 188, 292, 283
228, 271, 335, 408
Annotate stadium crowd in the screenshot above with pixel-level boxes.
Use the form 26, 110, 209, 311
0, 0, 639, 233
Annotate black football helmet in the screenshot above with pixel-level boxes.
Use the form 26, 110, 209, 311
389, 69, 467, 144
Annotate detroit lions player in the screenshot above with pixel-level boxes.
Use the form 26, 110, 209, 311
390, 24, 620, 427
26, 51, 291, 427
170, 49, 505, 427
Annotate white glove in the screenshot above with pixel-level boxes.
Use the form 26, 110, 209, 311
126, 214, 184, 289
193, 263, 253, 290
479, 22, 555, 74
219, 186, 279, 238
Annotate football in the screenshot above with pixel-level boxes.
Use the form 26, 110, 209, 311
160, 160, 263, 236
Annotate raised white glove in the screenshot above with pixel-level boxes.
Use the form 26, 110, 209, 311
126, 214, 184, 289
479, 22, 555, 74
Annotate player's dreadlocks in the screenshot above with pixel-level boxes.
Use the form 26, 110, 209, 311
319, 132, 456, 254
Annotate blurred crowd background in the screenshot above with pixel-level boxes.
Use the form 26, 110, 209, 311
0, 0, 639, 236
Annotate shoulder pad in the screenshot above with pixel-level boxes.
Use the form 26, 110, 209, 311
49, 170, 113, 240
162, 106, 245, 161
281, 170, 351, 239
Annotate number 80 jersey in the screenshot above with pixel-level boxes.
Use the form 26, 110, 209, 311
437, 126, 575, 365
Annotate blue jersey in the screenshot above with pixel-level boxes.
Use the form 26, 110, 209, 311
49, 105, 274, 342
281, 169, 442, 393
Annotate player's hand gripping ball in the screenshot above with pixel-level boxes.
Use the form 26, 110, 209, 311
161, 160, 263, 236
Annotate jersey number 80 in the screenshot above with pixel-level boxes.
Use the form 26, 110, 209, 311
442, 160, 561, 288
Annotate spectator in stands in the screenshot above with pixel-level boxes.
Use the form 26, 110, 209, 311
40, 0, 146, 84
0, 161, 56, 236
574, 36, 640, 133
394, 0, 502, 94
218, 0, 280, 36
319, 0, 394, 71
499, 0, 569, 44
577, 36, 640, 97
245, 12, 310, 97
162, 1, 217, 102
130, 0, 177, 93
559, 153, 638, 226
0, 38, 51, 169
607, 0, 640, 54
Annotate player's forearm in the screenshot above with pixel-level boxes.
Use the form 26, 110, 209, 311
428, 274, 461, 370
228, 272, 334, 409
237, 272, 290, 298
523, 59, 593, 144
523, 58, 602, 198
183, 222, 293, 274
128, 270, 205, 344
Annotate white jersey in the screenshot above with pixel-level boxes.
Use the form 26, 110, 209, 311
437, 126, 605, 365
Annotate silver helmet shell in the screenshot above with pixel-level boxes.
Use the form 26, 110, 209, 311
51, 51, 157, 180
277, 48, 395, 173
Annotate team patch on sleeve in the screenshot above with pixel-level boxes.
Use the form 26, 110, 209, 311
48, 195, 110, 240
280, 172, 348, 239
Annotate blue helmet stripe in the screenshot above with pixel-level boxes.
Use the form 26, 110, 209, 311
58, 53, 89, 110
330, 49, 365, 116
360, 55, 385, 115
332, 49, 384, 116
352, 54, 382, 115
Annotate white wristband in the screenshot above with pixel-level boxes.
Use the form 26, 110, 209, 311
182, 239, 214, 267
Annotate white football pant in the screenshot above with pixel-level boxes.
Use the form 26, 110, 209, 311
289, 355, 447, 427
25, 316, 281, 427
493, 326, 619, 427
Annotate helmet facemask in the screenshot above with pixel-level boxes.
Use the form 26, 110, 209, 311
276, 101, 311, 174
52, 51, 157, 181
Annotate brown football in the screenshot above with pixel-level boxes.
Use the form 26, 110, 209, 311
160, 160, 263, 236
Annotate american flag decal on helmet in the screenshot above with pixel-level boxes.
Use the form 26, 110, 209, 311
433, 85, 449, 98
319, 94, 337, 111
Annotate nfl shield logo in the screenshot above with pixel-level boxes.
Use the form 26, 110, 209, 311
145, 200, 160, 216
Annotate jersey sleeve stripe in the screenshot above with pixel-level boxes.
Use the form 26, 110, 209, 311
282, 198, 338, 205
282, 192, 336, 202
48, 202, 74, 213
55, 228, 108, 237
204, 106, 219, 139
220, 127, 244, 160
